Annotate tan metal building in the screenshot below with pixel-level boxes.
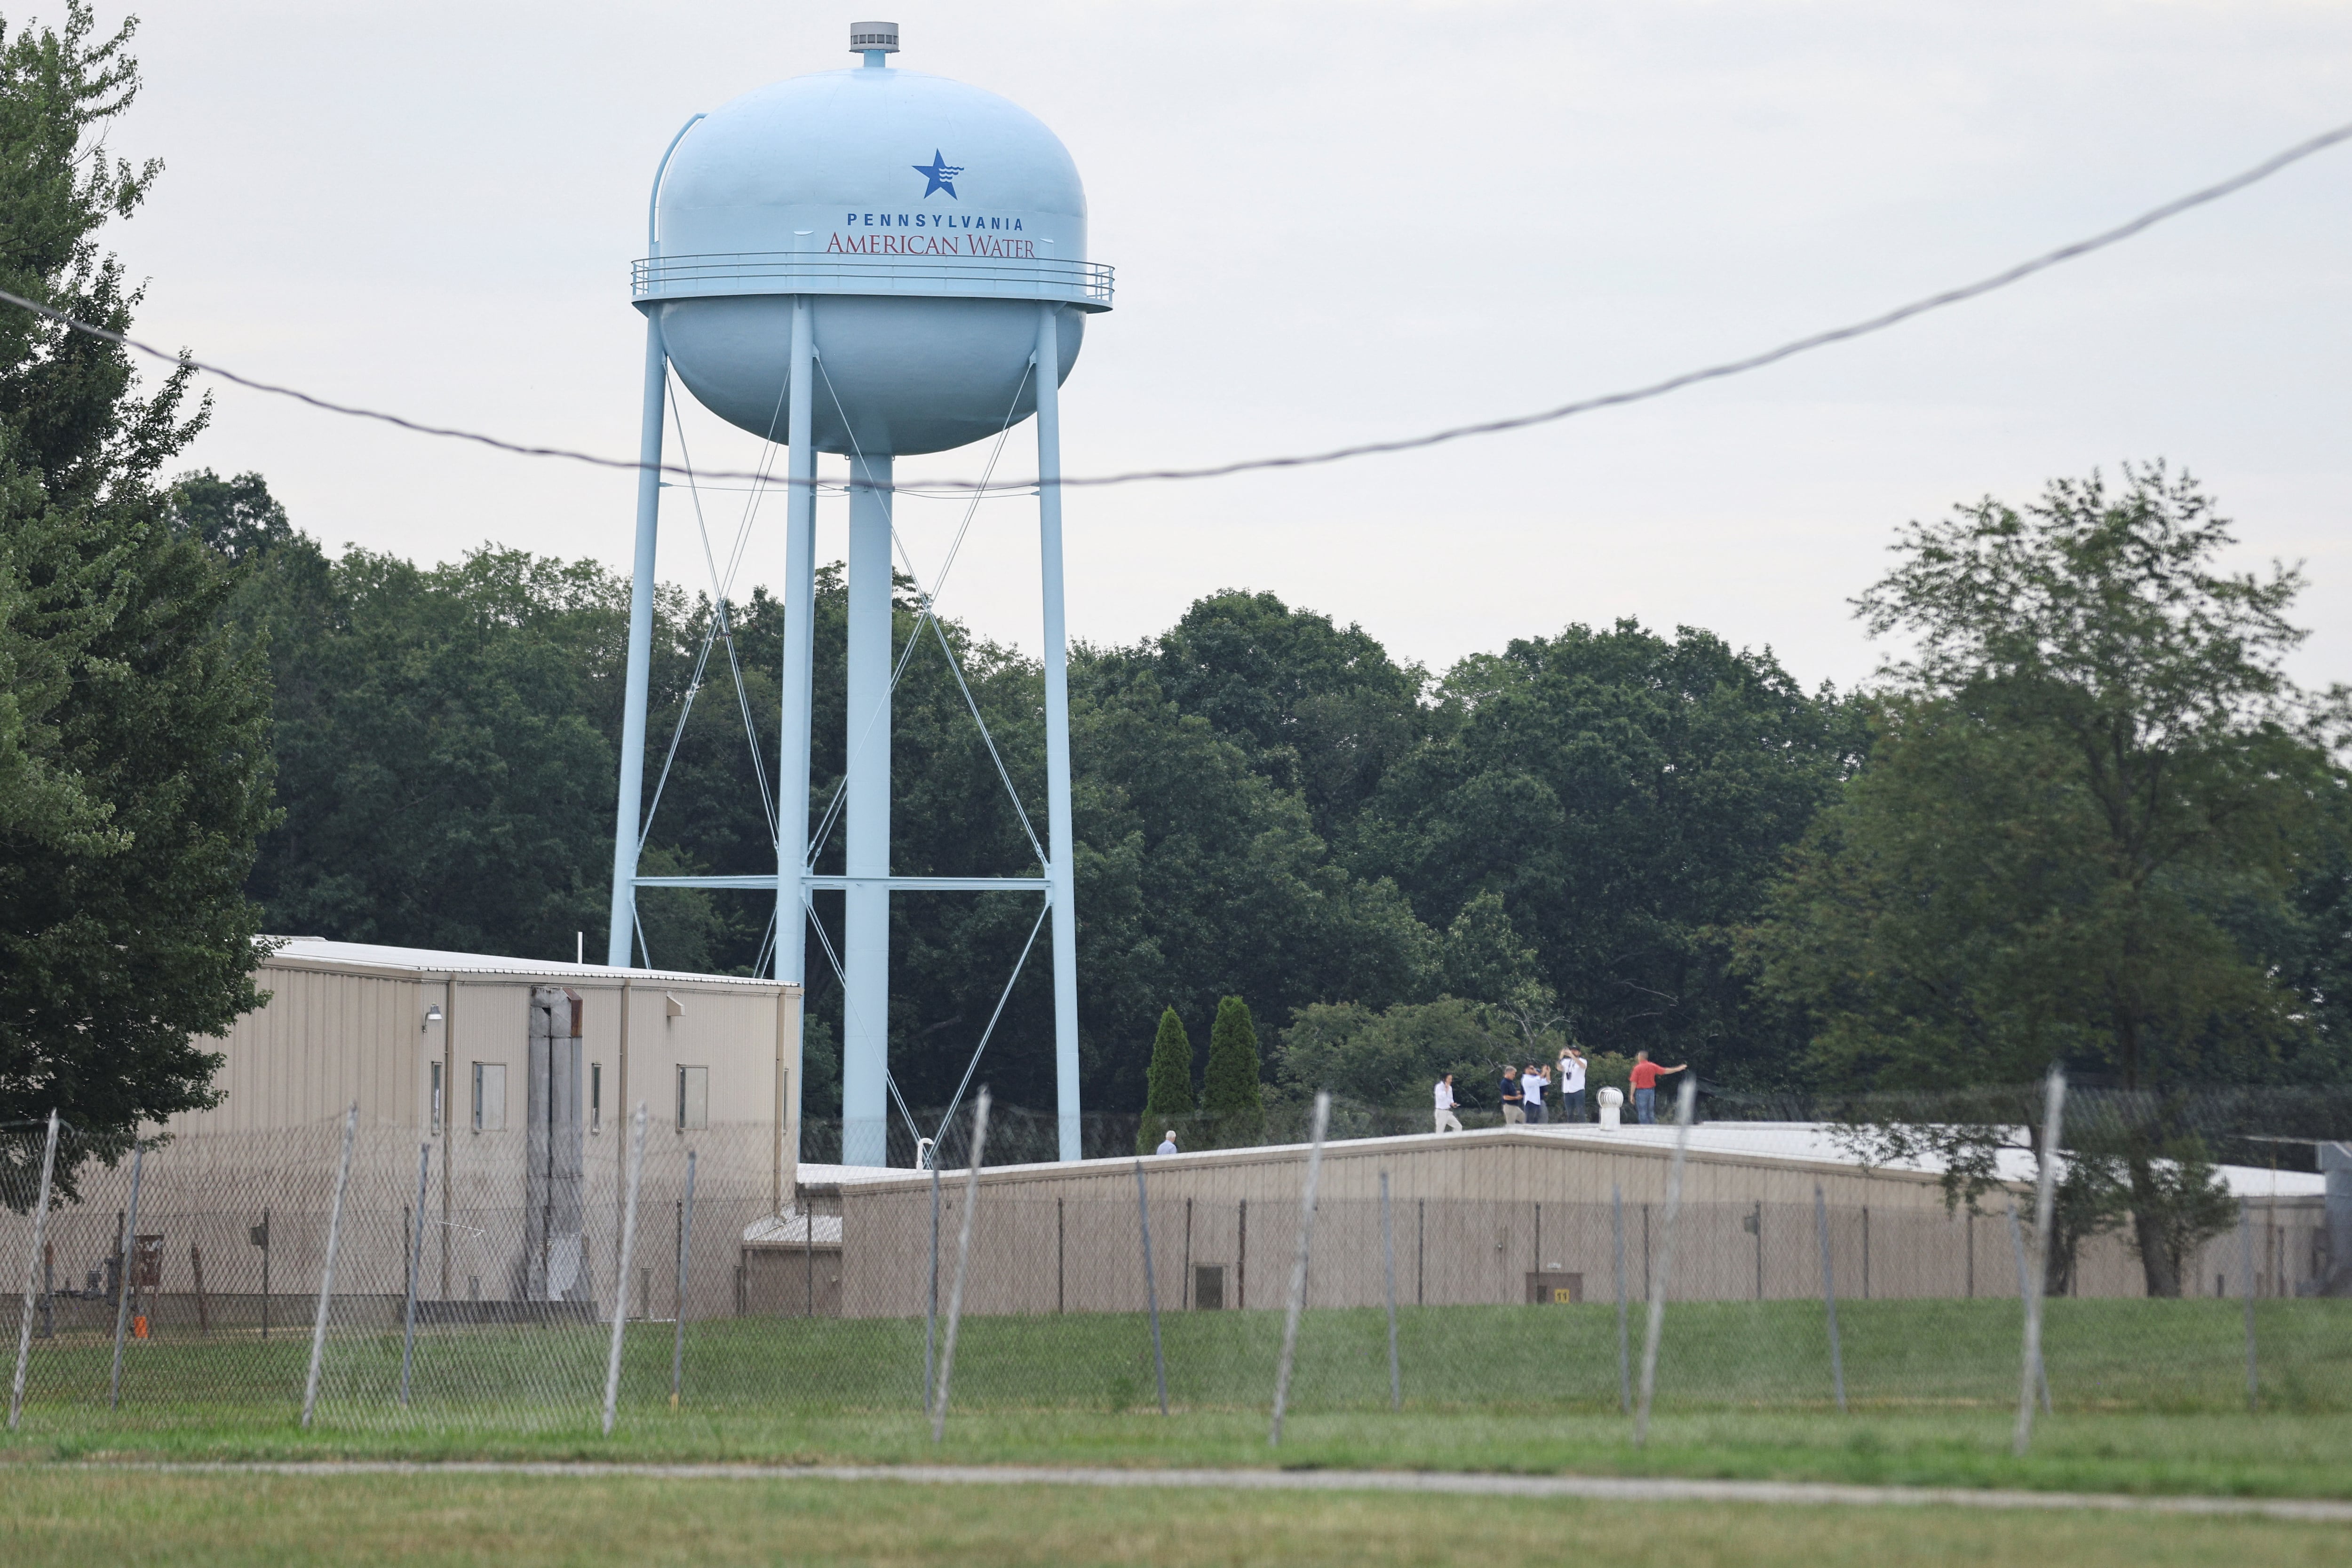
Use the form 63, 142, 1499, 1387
169, 937, 805, 1209
766, 1123, 2327, 1319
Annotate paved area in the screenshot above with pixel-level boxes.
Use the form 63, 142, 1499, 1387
105, 1461, 2352, 1523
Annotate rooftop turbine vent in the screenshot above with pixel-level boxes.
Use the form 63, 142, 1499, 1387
850, 21, 899, 62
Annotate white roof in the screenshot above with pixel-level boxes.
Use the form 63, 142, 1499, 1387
1524, 1120, 2325, 1198
793, 1161, 940, 1189
260, 935, 788, 990
803, 1121, 2326, 1200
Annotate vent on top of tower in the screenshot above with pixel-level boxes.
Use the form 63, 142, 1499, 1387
850, 22, 899, 54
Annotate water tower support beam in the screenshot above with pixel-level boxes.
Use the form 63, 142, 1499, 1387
842, 451, 896, 1166
604, 311, 668, 967
775, 298, 817, 989
1035, 305, 1082, 1164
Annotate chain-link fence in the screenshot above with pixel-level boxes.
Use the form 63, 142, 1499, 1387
6, 1086, 2347, 1442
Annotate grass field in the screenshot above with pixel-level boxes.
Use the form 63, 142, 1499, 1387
3, 1470, 2350, 1567
6, 1298, 2349, 1504
15, 1297, 2349, 1419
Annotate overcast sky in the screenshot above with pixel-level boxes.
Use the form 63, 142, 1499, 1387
102, 0, 2352, 693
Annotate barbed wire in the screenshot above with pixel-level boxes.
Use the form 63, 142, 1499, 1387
1, 115, 2346, 494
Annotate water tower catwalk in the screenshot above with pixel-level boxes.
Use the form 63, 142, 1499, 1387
604, 22, 1113, 1165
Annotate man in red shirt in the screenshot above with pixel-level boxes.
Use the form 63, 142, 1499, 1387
1627, 1051, 1687, 1125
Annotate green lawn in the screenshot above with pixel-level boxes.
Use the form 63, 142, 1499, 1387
2, 1470, 2347, 1568
6, 1298, 2349, 1499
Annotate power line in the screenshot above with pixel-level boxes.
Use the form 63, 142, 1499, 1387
2, 115, 2346, 493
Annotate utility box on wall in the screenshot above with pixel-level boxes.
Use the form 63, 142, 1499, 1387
1526, 1271, 1583, 1304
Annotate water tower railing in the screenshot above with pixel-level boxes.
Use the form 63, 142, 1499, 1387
632, 252, 1114, 310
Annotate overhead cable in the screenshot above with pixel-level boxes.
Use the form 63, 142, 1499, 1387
1, 116, 2346, 491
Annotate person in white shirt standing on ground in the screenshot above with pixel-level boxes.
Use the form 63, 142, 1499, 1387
1557, 1045, 1587, 1122
1432, 1073, 1463, 1134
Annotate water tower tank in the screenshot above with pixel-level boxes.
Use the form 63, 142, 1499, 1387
637, 31, 1111, 455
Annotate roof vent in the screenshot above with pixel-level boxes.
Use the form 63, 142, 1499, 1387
850, 21, 899, 55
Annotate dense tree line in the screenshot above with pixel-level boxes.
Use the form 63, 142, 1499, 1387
191, 484, 1860, 1122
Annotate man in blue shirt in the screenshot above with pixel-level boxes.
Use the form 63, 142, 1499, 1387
1500, 1066, 1524, 1125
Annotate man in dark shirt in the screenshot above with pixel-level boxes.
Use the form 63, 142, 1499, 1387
1500, 1065, 1525, 1125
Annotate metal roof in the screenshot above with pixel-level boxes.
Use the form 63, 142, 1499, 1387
258, 936, 790, 991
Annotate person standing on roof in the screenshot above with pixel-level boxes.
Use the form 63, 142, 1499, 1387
1433, 1074, 1463, 1134
1523, 1062, 1549, 1125
1500, 1064, 1524, 1125
1628, 1050, 1686, 1125
1558, 1044, 1587, 1123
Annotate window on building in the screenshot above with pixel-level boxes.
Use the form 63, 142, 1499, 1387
590, 1062, 603, 1133
430, 1062, 444, 1136
676, 1065, 708, 1131
472, 1062, 506, 1132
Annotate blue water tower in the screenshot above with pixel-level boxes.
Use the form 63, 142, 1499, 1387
604, 21, 1113, 1165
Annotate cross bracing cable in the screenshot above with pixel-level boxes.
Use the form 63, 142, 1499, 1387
660, 365, 778, 842
632, 360, 789, 852
799, 889, 925, 1152
7, 115, 2347, 491
802, 356, 1038, 873
930, 898, 1050, 1150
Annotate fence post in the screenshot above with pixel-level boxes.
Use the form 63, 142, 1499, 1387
1268, 1090, 1333, 1447
1814, 1185, 1845, 1414
260, 1206, 271, 1339
400, 1141, 430, 1407
1633, 1078, 1696, 1447
2238, 1201, 2258, 1410
926, 1159, 941, 1405
603, 1101, 649, 1437
1136, 1160, 1168, 1416
1380, 1170, 1400, 1412
1611, 1183, 1630, 1416
2004, 1202, 2052, 1414
191, 1244, 209, 1337
931, 1090, 992, 1441
671, 1149, 696, 1409
8, 1109, 61, 1431
301, 1104, 359, 1429
108, 1140, 149, 1411
2012, 1067, 2066, 1456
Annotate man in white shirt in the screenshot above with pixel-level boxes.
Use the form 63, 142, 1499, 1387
1558, 1045, 1587, 1122
1432, 1074, 1463, 1134
1522, 1064, 1549, 1124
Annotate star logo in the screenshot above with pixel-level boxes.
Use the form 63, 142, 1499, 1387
912, 150, 963, 199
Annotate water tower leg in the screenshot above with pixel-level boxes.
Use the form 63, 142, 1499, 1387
776, 297, 817, 989
1034, 305, 1082, 1164
605, 310, 668, 967
842, 451, 895, 1165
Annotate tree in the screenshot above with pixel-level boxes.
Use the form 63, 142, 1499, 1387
1274, 997, 1509, 1111
1136, 1006, 1196, 1154
1068, 653, 1438, 1109
1748, 466, 2344, 1294
0, 5, 275, 1144
167, 468, 291, 562
1352, 619, 1859, 1085
1147, 588, 1430, 840
1441, 890, 1563, 1055
1199, 995, 1266, 1146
